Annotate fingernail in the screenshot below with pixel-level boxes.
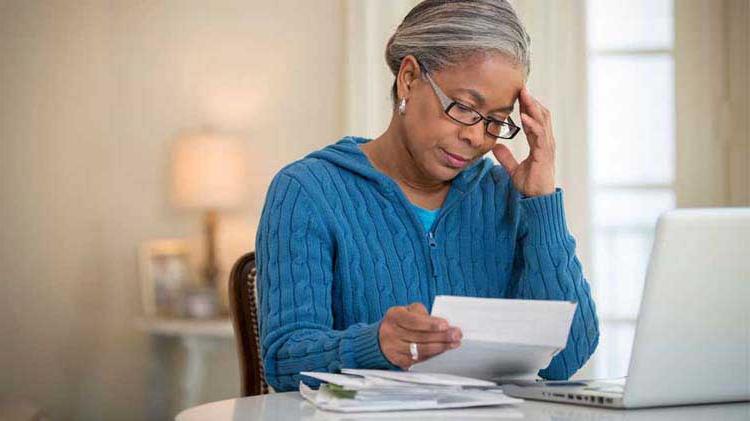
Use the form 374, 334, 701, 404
437, 321, 448, 331
450, 342, 460, 349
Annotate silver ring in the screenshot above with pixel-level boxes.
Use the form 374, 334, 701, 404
409, 342, 419, 361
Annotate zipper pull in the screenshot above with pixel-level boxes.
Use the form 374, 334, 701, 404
427, 232, 437, 248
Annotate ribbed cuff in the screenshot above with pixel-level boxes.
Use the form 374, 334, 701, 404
520, 188, 570, 246
347, 321, 398, 370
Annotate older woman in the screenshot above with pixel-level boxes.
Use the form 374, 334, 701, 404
256, 0, 599, 392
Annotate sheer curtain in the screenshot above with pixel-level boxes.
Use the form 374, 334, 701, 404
342, 0, 420, 138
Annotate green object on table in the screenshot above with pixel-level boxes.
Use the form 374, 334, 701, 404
325, 384, 357, 399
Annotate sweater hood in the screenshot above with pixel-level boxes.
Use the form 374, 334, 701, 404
306, 136, 494, 196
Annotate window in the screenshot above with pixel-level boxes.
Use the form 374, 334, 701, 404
586, 0, 675, 378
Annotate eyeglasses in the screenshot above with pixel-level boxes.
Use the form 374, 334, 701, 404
422, 71, 521, 140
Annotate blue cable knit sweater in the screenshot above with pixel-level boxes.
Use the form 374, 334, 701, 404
256, 136, 599, 392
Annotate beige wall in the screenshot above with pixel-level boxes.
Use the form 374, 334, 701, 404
726, 0, 750, 205
0, 0, 344, 419
675, 0, 750, 207
2, 0, 748, 419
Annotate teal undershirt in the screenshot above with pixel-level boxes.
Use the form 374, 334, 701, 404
410, 203, 441, 232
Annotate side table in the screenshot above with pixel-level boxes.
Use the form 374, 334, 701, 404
136, 317, 235, 417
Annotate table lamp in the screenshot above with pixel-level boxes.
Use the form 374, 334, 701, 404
171, 130, 248, 290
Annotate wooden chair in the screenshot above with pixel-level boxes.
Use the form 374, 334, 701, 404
228, 251, 269, 396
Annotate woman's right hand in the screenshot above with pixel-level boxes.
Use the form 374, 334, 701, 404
378, 302, 462, 369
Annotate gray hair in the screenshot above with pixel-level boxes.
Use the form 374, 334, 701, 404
385, 0, 531, 105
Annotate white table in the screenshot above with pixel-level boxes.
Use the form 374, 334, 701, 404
176, 392, 750, 420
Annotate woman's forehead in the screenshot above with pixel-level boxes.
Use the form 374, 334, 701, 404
434, 53, 525, 107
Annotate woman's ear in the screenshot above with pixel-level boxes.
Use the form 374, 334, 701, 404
395, 55, 422, 101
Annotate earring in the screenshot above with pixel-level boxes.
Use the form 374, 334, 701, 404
398, 98, 407, 115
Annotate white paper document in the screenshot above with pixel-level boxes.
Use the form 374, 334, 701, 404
411, 296, 577, 381
340, 369, 498, 388
299, 370, 522, 413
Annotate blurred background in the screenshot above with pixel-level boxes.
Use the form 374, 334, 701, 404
0, 0, 747, 419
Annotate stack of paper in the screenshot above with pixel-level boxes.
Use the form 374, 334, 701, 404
411, 296, 577, 382
299, 369, 523, 412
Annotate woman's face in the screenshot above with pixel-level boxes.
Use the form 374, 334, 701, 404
400, 53, 525, 182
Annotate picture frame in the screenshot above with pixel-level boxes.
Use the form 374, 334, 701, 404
138, 238, 196, 317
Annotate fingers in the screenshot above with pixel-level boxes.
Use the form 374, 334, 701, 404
520, 112, 544, 136
407, 302, 428, 315
380, 303, 463, 369
394, 324, 462, 344
395, 307, 449, 332
492, 143, 519, 174
406, 341, 461, 363
388, 340, 462, 369
519, 86, 549, 125
518, 86, 555, 151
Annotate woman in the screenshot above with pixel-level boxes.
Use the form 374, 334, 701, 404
256, 0, 599, 392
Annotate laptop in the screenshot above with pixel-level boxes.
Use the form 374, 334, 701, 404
502, 208, 750, 409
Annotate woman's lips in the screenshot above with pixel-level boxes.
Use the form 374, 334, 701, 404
440, 148, 470, 168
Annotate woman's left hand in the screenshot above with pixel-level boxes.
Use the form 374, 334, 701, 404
491, 86, 556, 197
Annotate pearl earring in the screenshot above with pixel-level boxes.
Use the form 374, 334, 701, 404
398, 98, 407, 115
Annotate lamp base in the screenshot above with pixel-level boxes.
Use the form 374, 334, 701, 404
203, 209, 220, 288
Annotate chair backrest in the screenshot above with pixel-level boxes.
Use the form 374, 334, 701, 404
228, 251, 269, 396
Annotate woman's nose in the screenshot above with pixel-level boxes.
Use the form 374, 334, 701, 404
458, 121, 486, 149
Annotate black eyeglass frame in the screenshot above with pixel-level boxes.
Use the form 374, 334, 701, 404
420, 67, 521, 140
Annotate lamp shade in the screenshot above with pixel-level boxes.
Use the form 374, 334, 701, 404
170, 131, 248, 210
